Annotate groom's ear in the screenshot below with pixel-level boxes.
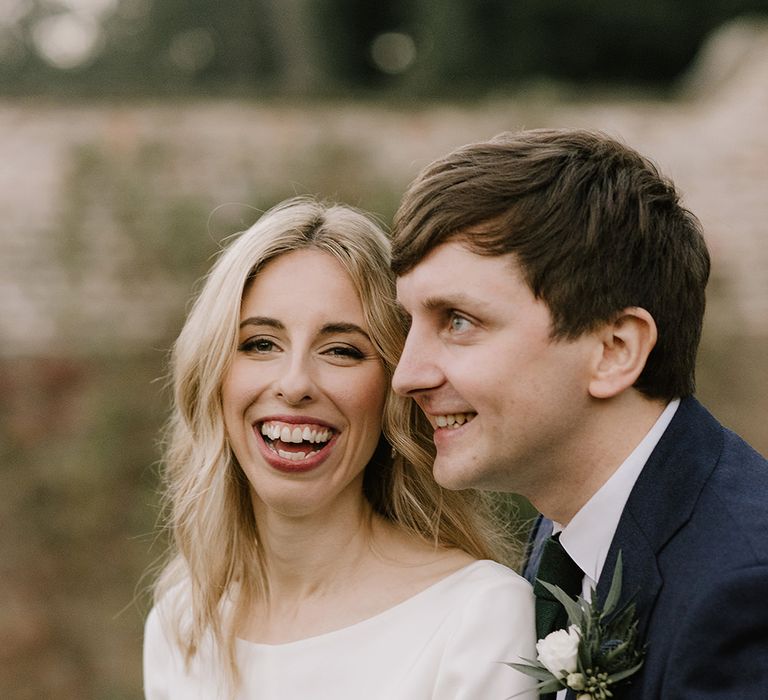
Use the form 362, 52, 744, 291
588, 307, 657, 399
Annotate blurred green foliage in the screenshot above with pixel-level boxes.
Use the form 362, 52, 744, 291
1, 355, 167, 699
3, 0, 768, 97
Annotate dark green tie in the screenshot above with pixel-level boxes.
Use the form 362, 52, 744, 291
533, 533, 583, 641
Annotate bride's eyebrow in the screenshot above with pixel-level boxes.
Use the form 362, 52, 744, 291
237, 318, 372, 342
319, 322, 372, 341
239, 316, 283, 330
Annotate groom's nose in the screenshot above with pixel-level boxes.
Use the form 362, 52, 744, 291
392, 323, 444, 397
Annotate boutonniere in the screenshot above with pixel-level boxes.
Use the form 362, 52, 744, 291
508, 553, 644, 699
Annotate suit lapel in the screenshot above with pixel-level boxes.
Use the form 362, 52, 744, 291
596, 397, 723, 633
597, 509, 662, 641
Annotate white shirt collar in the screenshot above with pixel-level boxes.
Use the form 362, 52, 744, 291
555, 399, 679, 596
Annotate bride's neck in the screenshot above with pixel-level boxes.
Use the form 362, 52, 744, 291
254, 489, 381, 600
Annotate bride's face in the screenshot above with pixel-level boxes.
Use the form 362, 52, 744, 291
222, 248, 388, 518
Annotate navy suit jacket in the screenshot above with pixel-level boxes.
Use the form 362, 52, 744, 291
525, 397, 768, 698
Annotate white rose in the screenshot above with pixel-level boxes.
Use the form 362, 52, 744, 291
535, 625, 581, 679
567, 672, 586, 690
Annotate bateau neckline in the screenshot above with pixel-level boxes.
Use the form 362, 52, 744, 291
236, 559, 497, 650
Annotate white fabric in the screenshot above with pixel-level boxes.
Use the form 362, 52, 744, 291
143, 560, 537, 700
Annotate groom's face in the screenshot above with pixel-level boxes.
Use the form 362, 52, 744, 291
393, 240, 596, 495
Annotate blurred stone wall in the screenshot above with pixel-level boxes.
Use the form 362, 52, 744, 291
2, 20, 767, 357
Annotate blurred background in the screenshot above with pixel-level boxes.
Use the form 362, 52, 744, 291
1, 1, 767, 697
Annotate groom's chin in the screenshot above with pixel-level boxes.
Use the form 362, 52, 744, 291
432, 458, 480, 491
433, 451, 514, 493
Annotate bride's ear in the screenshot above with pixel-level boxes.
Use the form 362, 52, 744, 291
588, 307, 657, 399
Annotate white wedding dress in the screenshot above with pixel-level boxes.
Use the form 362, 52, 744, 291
144, 560, 537, 700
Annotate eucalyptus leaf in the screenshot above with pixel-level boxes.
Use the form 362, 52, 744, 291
505, 676, 565, 700
537, 679, 565, 693
539, 580, 584, 625
602, 551, 624, 617
508, 656, 543, 667
578, 639, 594, 670
607, 659, 645, 684
506, 663, 556, 681
601, 639, 630, 667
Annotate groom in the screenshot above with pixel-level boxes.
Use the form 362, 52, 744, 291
391, 129, 768, 698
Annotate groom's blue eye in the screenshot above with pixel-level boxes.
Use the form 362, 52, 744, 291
449, 313, 472, 332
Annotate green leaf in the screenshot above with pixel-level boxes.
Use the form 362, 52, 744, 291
538, 679, 566, 693
607, 600, 637, 629
506, 663, 556, 682
508, 656, 544, 667
602, 551, 624, 617
503, 674, 564, 698
578, 639, 593, 671
606, 659, 644, 684
505, 688, 540, 699
539, 581, 585, 626
600, 639, 631, 668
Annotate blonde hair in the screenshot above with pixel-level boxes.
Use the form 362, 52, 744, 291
153, 196, 519, 691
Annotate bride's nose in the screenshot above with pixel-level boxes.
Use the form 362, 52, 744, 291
274, 354, 317, 405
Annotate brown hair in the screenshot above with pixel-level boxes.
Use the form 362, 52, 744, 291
392, 129, 710, 399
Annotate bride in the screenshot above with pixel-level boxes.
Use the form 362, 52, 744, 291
143, 197, 536, 699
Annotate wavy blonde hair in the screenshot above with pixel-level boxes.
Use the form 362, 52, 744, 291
153, 196, 520, 692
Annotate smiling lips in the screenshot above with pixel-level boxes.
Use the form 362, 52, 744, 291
257, 412, 470, 469
259, 420, 335, 464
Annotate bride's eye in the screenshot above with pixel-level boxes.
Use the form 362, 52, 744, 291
323, 345, 365, 360
239, 337, 277, 353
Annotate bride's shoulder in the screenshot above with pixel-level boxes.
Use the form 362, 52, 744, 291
435, 561, 534, 636
144, 578, 195, 643
446, 559, 533, 598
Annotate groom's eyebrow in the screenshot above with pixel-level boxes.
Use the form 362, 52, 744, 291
423, 293, 475, 311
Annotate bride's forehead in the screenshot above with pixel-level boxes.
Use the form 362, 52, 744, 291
242, 259, 365, 326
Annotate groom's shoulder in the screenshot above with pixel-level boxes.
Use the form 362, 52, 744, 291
676, 401, 768, 561
705, 425, 768, 541
651, 398, 768, 550
694, 397, 768, 489
670, 396, 765, 468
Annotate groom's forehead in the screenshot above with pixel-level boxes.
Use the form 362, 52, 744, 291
401, 238, 519, 276
395, 241, 524, 305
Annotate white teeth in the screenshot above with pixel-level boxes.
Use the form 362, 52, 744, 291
261, 421, 333, 444
277, 449, 307, 461
434, 412, 475, 429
